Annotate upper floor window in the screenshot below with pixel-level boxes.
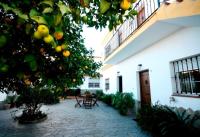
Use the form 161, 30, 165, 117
171, 55, 200, 96
105, 78, 109, 91
105, 45, 111, 57
137, 6, 145, 26
118, 31, 123, 44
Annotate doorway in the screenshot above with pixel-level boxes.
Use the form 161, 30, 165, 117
118, 76, 123, 93
139, 70, 151, 105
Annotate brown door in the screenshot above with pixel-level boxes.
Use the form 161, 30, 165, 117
139, 70, 151, 105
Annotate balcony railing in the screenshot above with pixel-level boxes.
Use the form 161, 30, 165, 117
104, 0, 161, 59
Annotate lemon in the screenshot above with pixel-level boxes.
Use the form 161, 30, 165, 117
37, 25, 49, 37
63, 50, 70, 57
54, 31, 63, 40
120, 0, 131, 10
61, 44, 68, 50
33, 31, 42, 39
43, 35, 54, 44
55, 46, 62, 52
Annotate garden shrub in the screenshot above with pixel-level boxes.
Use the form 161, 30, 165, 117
84, 90, 91, 94
112, 92, 122, 109
102, 92, 135, 115
136, 104, 200, 137
41, 89, 60, 104
102, 94, 113, 106
64, 89, 76, 96
112, 92, 134, 115
96, 90, 104, 100
16, 88, 60, 106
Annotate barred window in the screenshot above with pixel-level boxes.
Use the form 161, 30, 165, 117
88, 78, 100, 88
171, 55, 200, 96
105, 78, 109, 91
88, 83, 100, 88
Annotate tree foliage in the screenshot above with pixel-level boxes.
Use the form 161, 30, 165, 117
0, 0, 137, 94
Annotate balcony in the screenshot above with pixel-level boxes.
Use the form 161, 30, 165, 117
104, 0, 200, 64
105, 0, 161, 59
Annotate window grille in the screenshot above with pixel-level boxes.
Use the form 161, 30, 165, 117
88, 83, 100, 88
172, 55, 200, 96
88, 78, 100, 88
105, 78, 110, 90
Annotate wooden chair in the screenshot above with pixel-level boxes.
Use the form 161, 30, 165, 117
92, 93, 99, 106
74, 88, 82, 108
83, 94, 93, 109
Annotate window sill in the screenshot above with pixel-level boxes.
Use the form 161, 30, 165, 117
172, 93, 200, 98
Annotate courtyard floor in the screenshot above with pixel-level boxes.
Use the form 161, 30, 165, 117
0, 99, 151, 137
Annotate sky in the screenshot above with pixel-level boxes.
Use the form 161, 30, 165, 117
82, 25, 108, 57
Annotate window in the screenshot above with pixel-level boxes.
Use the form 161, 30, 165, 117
88, 83, 100, 88
105, 78, 109, 91
105, 45, 111, 57
88, 78, 100, 88
118, 31, 123, 44
171, 55, 200, 96
137, 7, 145, 26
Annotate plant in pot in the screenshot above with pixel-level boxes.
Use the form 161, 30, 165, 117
3, 95, 18, 109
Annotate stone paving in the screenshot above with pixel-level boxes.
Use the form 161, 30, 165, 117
0, 99, 151, 137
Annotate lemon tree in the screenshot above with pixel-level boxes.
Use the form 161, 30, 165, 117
0, 0, 137, 120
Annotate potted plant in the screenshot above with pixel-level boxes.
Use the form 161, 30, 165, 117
2, 95, 18, 109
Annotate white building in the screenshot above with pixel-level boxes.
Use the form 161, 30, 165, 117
79, 55, 103, 93
79, 76, 103, 93
101, 0, 200, 110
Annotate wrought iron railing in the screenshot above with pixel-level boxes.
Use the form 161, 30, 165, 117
104, 0, 161, 58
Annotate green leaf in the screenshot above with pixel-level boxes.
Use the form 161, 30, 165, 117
47, 79, 53, 85
54, 13, 62, 26
30, 16, 48, 25
29, 9, 40, 17
43, 14, 54, 27
29, 61, 37, 71
57, 1, 71, 15
16, 72, 24, 79
43, 7, 53, 14
0, 2, 28, 20
24, 55, 35, 62
39, 0, 54, 7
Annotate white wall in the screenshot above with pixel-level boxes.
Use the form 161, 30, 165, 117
80, 76, 103, 91
102, 27, 200, 110
0, 92, 6, 101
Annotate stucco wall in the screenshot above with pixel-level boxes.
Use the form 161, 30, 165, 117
0, 93, 6, 102
79, 76, 103, 92
102, 27, 200, 110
